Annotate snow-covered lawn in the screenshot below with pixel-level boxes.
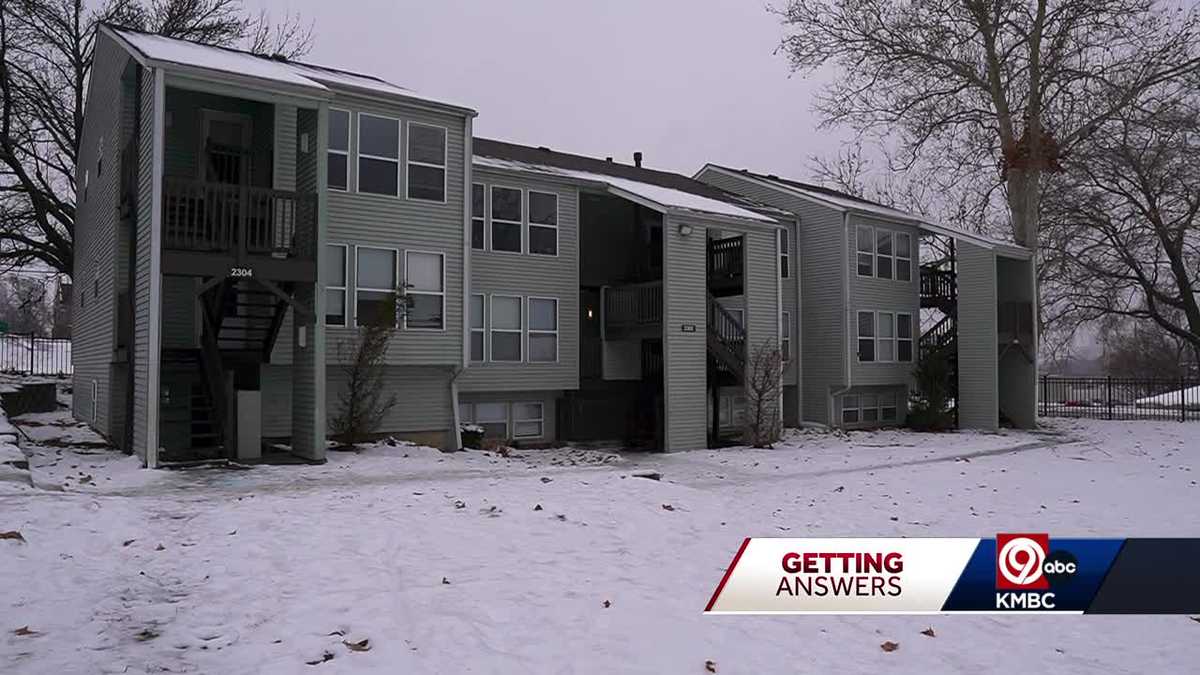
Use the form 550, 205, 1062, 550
2, 412, 1198, 674
0, 335, 71, 377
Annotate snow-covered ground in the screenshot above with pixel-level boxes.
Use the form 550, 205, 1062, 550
2, 410, 1198, 674
0, 335, 71, 376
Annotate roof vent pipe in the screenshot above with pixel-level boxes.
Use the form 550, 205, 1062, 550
633, 151, 643, 168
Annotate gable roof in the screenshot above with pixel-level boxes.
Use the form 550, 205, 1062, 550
474, 139, 782, 224
102, 24, 475, 114
698, 163, 1032, 258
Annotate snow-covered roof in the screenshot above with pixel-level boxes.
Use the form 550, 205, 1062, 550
474, 143, 778, 224
699, 163, 1032, 257
104, 25, 474, 113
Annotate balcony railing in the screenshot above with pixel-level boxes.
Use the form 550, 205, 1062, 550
708, 236, 744, 283
920, 266, 956, 306
604, 281, 663, 333
162, 177, 316, 261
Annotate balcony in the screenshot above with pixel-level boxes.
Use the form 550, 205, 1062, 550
161, 177, 317, 281
707, 236, 744, 297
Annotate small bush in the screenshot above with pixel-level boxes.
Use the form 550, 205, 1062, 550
460, 423, 484, 449
908, 349, 955, 432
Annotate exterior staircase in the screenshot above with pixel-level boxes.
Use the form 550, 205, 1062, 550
918, 264, 959, 408
706, 292, 746, 385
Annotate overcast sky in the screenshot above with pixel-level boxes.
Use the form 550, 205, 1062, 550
245, 0, 846, 178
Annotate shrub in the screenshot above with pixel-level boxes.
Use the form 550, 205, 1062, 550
460, 423, 484, 449
907, 348, 955, 432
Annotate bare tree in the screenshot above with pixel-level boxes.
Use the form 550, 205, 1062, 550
774, 0, 1200, 248
330, 287, 410, 448
744, 340, 783, 448
0, 272, 51, 332
0, 0, 311, 277
1041, 88, 1200, 358
1099, 314, 1197, 379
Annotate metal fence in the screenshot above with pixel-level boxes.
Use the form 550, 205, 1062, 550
0, 333, 72, 376
1040, 376, 1200, 421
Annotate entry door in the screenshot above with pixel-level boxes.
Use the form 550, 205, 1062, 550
201, 110, 253, 185
580, 288, 602, 379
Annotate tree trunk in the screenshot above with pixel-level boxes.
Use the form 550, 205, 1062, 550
1005, 169, 1042, 248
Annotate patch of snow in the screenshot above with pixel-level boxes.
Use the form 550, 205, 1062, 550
1136, 384, 1200, 410
0, 336, 71, 376
1, 419, 1197, 672
474, 156, 775, 222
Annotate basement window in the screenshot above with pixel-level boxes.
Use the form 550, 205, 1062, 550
466, 402, 508, 439
491, 186, 522, 253
841, 395, 860, 424
407, 122, 446, 202
528, 191, 558, 255
357, 113, 399, 196
513, 402, 544, 438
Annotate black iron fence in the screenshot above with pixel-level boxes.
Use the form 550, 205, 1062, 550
1040, 376, 1199, 421
0, 333, 72, 376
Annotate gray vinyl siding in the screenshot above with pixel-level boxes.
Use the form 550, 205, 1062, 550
132, 67, 158, 461
458, 390, 559, 443
322, 92, 467, 366
262, 364, 453, 439
461, 168, 580, 393
956, 242, 998, 430
662, 215, 707, 451
742, 226, 783, 425
71, 34, 128, 438
694, 168, 845, 425
848, 214, 920, 387
290, 107, 321, 458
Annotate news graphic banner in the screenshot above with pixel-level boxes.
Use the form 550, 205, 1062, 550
704, 535, 1200, 614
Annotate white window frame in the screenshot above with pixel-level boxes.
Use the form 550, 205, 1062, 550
527, 296, 559, 363
897, 312, 914, 363
469, 293, 485, 362
353, 244, 400, 327
779, 228, 790, 279
403, 250, 445, 331
489, 294, 523, 362
405, 121, 448, 203
781, 311, 791, 362
489, 185, 524, 254
880, 391, 899, 421
841, 394, 860, 424
856, 225, 874, 277
877, 311, 896, 362
527, 190, 560, 257
512, 401, 545, 439
471, 182, 486, 250
328, 107, 351, 191
875, 229, 895, 281
895, 232, 913, 282
325, 243, 349, 327
355, 112, 401, 197
842, 391, 899, 425
856, 310, 876, 363
472, 401, 509, 439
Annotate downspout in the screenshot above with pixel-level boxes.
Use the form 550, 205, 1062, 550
462, 114, 473, 370
146, 66, 166, 468
828, 211, 854, 425
450, 367, 464, 450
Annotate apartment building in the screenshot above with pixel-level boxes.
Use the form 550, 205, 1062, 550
72, 26, 1036, 466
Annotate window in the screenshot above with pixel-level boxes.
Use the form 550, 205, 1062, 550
355, 246, 398, 326
470, 294, 485, 362
405, 251, 444, 329
878, 311, 895, 361
895, 232, 912, 282
325, 244, 348, 326
779, 229, 790, 278
491, 186, 522, 252
781, 311, 791, 362
856, 226, 874, 276
471, 183, 485, 249
897, 313, 913, 362
881, 391, 898, 421
357, 113, 399, 196
876, 230, 893, 280
528, 297, 558, 362
328, 109, 349, 191
91, 380, 99, 423
528, 191, 558, 255
490, 295, 522, 361
473, 402, 508, 439
862, 393, 879, 422
857, 311, 875, 362
842, 395, 860, 424
407, 122, 446, 201
513, 402, 544, 438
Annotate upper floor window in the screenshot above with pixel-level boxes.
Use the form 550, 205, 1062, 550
895, 232, 912, 282
357, 113, 399, 196
857, 311, 913, 363
407, 123, 446, 202
405, 251, 444, 330
469, 294, 485, 362
490, 295, 522, 361
528, 191, 558, 256
355, 246, 398, 326
471, 183, 485, 250
779, 229, 790, 278
857, 311, 875, 362
528, 297, 558, 362
491, 186, 522, 253
876, 230, 893, 280
328, 109, 350, 191
325, 244, 348, 326
857, 225, 912, 282
856, 226, 874, 276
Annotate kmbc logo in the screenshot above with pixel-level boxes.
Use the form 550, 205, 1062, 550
996, 533, 1051, 590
